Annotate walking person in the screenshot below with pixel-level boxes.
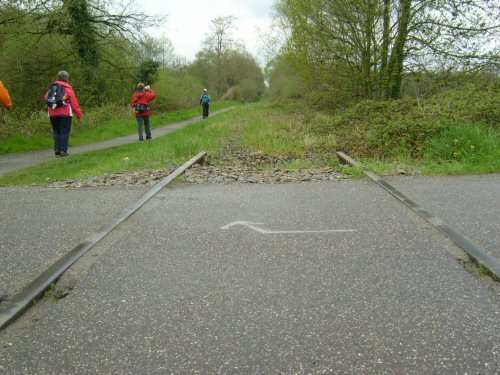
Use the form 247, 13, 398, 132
132, 83, 157, 141
200, 88, 211, 119
0, 80, 13, 111
44, 70, 83, 156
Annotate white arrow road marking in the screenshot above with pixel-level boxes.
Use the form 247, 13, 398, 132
220, 221, 356, 234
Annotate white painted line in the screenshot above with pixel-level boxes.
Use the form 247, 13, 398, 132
221, 221, 356, 234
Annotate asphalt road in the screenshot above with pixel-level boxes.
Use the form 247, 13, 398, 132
0, 108, 498, 372
0, 185, 150, 299
387, 174, 500, 260
1, 180, 498, 373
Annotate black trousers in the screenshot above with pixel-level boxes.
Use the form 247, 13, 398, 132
202, 102, 209, 118
50, 116, 72, 152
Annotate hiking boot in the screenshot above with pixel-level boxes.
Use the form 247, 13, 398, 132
59, 151, 69, 157
55, 151, 60, 156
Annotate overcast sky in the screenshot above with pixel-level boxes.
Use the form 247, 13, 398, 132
142, 0, 276, 63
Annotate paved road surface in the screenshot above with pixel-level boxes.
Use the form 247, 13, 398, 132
0, 108, 498, 372
0, 185, 150, 299
1, 181, 498, 373
387, 175, 500, 260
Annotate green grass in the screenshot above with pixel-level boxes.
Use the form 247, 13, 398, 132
0, 109, 237, 186
420, 123, 499, 172
0, 101, 238, 154
0, 99, 498, 186
363, 122, 500, 176
0, 135, 54, 154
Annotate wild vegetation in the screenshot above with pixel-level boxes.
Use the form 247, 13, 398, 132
0, 0, 498, 186
0, 85, 498, 186
0, 2, 263, 116
267, 0, 499, 104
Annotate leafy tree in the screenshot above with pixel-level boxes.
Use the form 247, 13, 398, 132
188, 15, 264, 101
140, 34, 178, 69
273, 0, 499, 101
0, 0, 164, 111
65, 0, 99, 67
137, 59, 160, 85
189, 48, 264, 101
264, 55, 306, 99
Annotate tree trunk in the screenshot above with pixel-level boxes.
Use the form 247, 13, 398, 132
65, 0, 99, 68
361, 1, 376, 98
379, 0, 391, 99
386, 0, 412, 99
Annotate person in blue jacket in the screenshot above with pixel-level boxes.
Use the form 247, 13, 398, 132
200, 88, 211, 119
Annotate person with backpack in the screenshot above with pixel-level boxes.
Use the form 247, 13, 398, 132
44, 71, 83, 156
200, 88, 211, 119
0, 80, 13, 111
131, 83, 157, 141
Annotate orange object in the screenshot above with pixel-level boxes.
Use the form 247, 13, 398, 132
0, 80, 13, 110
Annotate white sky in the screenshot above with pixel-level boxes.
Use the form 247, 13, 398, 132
142, 0, 276, 64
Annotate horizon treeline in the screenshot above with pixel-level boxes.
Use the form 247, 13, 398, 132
0, 2, 265, 117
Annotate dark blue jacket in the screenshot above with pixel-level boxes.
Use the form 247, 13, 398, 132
200, 92, 211, 104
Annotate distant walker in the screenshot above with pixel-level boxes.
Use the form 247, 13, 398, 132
200, 88, 211, 119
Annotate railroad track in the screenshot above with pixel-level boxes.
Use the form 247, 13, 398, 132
0, 152, 206, 331
336, 152, 499, 280
1, 151, 498, 333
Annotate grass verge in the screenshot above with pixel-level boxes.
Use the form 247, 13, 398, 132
0, 99, 497, 186
0, 101, 239, 154
0, 109, 237, 186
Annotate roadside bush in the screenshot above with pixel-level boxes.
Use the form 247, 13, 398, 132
430, 83, 500, 126
265, 59, 307, 100
153, 69, 202, 112
309, 84, 499, 159
0, 104, 131, 139
0, 103, 135, 153
0, 109, 50, 139
223, 79, 263, 102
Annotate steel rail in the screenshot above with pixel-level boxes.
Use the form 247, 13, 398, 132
0, 152, 207, 331
337, 151, 500, 280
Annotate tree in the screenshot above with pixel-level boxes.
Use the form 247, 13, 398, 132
200, 16, 238, 95
203, 15, 237, 56
137, 59, 160, 85
189, 47, 264, 101
65, 0, 99, 67
384, 0, 412, 99
140, 34, 177, 69
273, 0, 500, 101
0, 0, 165, 110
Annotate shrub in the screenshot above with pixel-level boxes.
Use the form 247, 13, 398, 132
309, 84, 499, 159
153, 70, 202, 112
